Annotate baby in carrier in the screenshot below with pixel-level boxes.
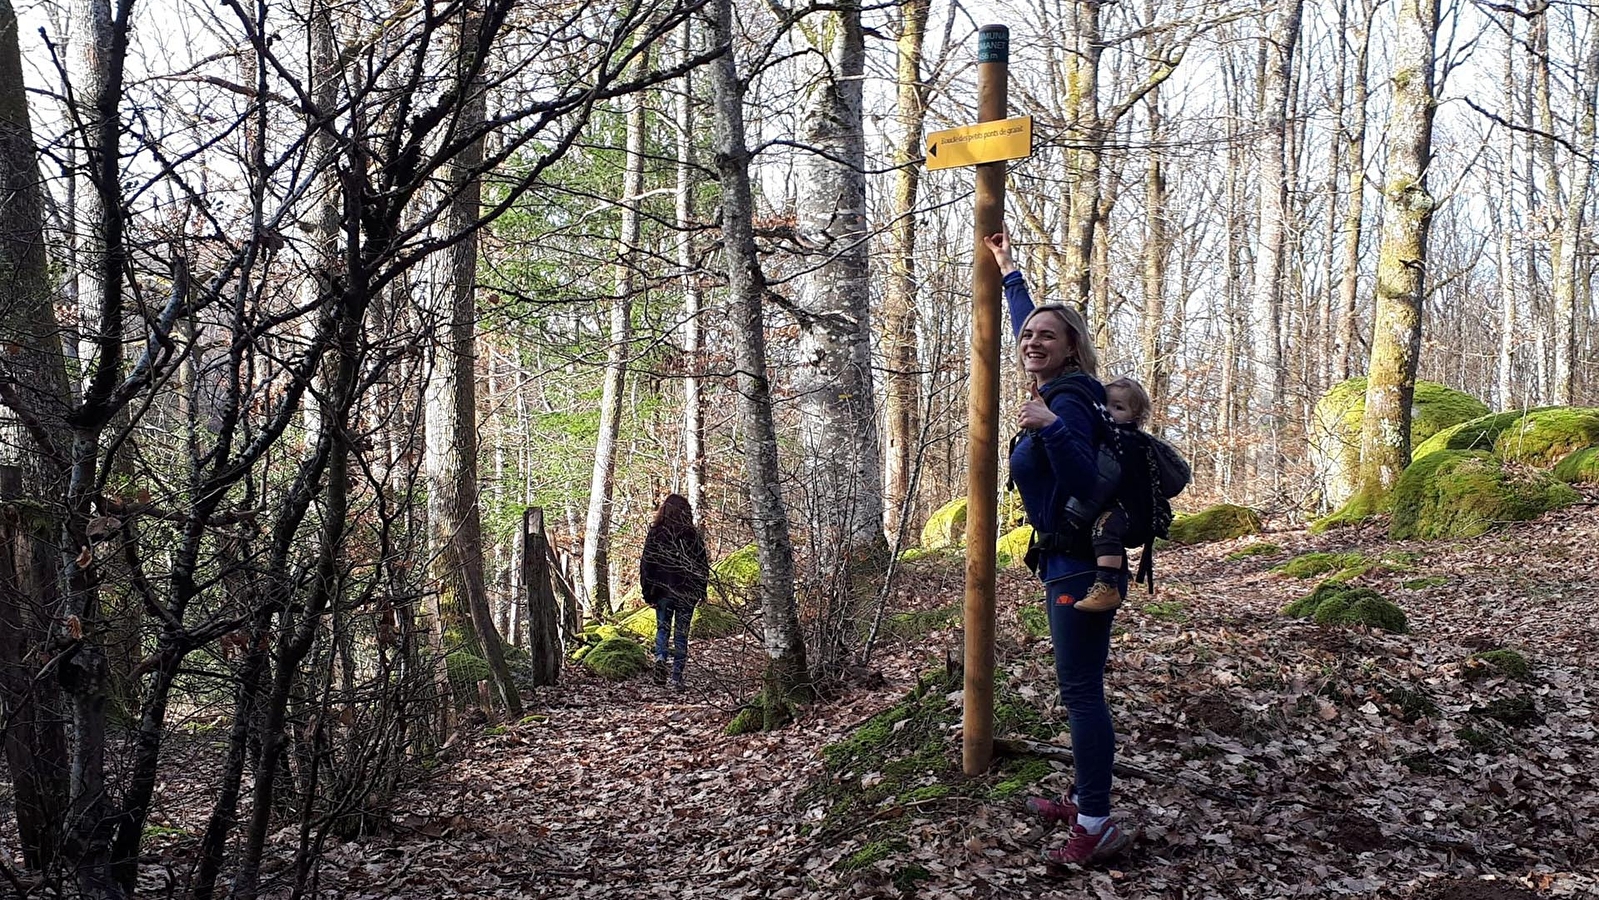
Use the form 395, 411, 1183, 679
1077, 377, 1151, 613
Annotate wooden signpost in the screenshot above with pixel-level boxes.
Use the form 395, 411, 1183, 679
939, 24, 1032, 776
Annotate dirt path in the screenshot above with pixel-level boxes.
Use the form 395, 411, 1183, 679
274, 508, 1599, 899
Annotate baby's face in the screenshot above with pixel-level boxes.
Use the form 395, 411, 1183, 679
1106, 389, 1138, 425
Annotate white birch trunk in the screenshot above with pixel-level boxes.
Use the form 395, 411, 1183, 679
709, 0, 810, 712
794, 0, 883, 561
582, 56, 647, 615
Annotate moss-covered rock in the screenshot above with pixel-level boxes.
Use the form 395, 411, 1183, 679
1467, 649, 1532, 681
1165, 504, 1262, 545
1412, 409, 1538, 459
581, 637, 648, 680
1225, 542, 1282, 560
1312, 377, 1490, 508
1552, 446, 1599, 484
446, 650, 491, 686
995, 525, 1033, 569
1274, 551, 1367, 578
618, 601, 742, 640
1389, 450, 1580, 540
876, 604, 961, 642
1493, 407, 1599, 468
709, 544, 761, 604
1283, 581, 1408, 633
921, 497, 968, 550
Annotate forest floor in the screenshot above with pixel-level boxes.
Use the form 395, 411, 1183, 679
263, 504, 1599, 899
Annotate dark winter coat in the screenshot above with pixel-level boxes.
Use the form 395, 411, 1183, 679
639, 525, 709, 607
1003, 270, 1106, 586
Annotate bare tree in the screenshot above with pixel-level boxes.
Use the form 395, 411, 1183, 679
708, 0, 812, 727
1355, 0, 1440, 504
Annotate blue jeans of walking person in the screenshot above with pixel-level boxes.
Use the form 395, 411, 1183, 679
654, 596, 693, 683
1043, 567, 1121, 819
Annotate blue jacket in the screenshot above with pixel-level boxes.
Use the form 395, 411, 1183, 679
1003, 270, 1104, 585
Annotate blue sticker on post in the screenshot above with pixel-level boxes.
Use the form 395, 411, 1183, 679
978, 24, 1008, 64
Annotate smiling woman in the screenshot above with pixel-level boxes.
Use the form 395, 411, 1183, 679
981, 229, 1131, 866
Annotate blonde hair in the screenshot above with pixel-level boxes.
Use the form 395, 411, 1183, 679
1017, 303, 1098, 378
1104, 377, 1151, 427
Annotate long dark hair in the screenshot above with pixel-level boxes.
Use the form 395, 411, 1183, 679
651, 493, 696, 537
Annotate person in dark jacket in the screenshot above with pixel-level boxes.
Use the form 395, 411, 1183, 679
984, 230, 1132, 865
639, 494, 708, 689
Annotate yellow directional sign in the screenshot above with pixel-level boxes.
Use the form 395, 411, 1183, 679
925, 116, 1033, 171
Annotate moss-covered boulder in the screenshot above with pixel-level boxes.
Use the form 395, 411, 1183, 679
1389, 451, 1580, 540
581, 637, 648, 680
995, 525, 1033, 568
1311, 377, 1489, 508
709, 543, 761, 604
1412, 409, 1540, 460
921, 497, 968, 550
618, 601, 743, 640
1283, 582, 1409, 633
446, 650, 492, 687
1165, 504, 1262, 545
1493, 408, 1599, 469
1553, 446, 1599, 484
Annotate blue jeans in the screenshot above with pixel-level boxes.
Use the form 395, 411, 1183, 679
1043, 567, 1121, 818
654, 598, 693, 680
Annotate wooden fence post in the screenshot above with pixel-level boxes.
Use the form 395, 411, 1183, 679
522, 508, 561, 686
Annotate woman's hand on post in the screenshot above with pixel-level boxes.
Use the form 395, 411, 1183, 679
1016, 383, 1058, 431
982, 231, 1019, 276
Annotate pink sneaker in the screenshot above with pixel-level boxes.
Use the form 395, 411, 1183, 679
1043, 821, 1132, 866
1024, 795, 1078, 825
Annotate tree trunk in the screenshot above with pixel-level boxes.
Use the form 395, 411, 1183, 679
881, 0, 928, 540
1063, 0, 1104, 309
1249, 0, 1304, 499
1546, 9, 1599, 403
709, 0, 812, 721
1140, 85, 1168, 427
422, 9, 520, 715
1497, 22, 1518, 410
794, 0, 885, 573
583, 50, 648, 617
675, 18, 706, 519
1355, 0, 1439, 504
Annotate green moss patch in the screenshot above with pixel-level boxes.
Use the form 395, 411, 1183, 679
1401, 576, 1448, 590
921, 497, 968, 550
1389, 451, 1580, 540
876, 604, 961, 642
1166, 504, 1262, 545
987, 757, 1053, 799
446, 650, 491, 687
1017, 603, 1050, 639
1466, 649, 1532, 681
708, 544, 761, 604
995, 525, 1033, 569
1283, 582, 1409, 633
1274, 551, 1367, 578
1412, 409, 1545, 459
841, 838, 908, 871
1142, 599, 1187, 622
1380, 685, 1438, 723
1226, 542, 1282, 560
1552, 446, 1599, 484
1313, 377, 1489, 507
581, 637, 648, 680
803, 669, 1055, 851
1493, 407, 1599, 468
